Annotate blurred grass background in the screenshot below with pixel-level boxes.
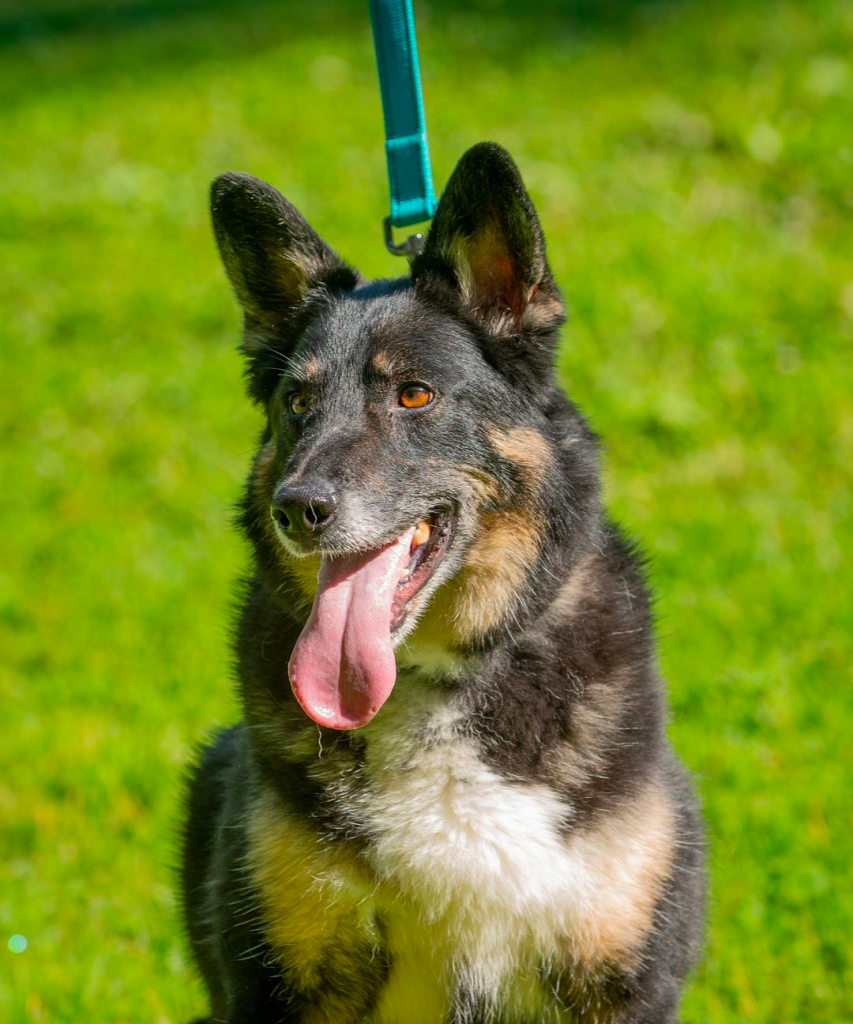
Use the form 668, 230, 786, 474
1, 0, 851, 1020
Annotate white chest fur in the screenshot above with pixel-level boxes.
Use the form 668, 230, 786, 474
251, 684, 673, 1024
356, 693, 572, 1022
354, 685, 668, 1023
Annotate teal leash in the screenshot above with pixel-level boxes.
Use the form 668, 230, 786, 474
368, 0, 437, 255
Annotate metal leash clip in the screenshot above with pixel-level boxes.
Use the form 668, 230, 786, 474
384, 217, 427, 256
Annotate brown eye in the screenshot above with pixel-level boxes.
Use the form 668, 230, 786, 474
289, 391, 308, 417
398, 385, 434, 409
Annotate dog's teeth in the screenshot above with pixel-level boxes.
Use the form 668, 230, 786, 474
412, 520, 431, 549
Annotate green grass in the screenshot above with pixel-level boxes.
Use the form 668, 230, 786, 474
1, 0, 851, 1020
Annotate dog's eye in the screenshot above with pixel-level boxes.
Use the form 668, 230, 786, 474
288, 391, 309, 418
398, 385, 434, 410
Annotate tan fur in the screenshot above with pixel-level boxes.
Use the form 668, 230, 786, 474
538, 558, 634, 796
488, 426, 552, 494
404, 437, 551, 648
522, 287, 565, 332
542, 553, 601, 625
371, 350, 395, 375
565, 782, 675, 973
542, 675, 626, 795
406, 507, 540, 648
247, 788, 386, 1023
457, 508, 542, 639
445, 462, 504, 507
436, 427, 550, 641
248, 785, 456, 1024
302, 355, 321, 379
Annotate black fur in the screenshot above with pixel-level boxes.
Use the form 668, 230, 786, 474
180, 142, 704, 1023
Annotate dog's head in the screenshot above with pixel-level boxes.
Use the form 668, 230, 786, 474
212, 143, 600, 730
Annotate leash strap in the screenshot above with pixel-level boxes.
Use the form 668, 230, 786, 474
368, 0, 437, 252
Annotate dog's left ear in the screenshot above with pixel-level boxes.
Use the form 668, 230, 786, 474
412, 142, 564, 382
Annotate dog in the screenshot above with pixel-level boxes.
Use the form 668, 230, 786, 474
180, 142, 704, 1024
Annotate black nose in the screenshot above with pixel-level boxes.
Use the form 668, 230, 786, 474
271, 480, 338, 534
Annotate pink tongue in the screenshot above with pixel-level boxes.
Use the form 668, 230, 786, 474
288, 527, 416, 730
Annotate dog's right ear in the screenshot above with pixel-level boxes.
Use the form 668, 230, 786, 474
410, 143, 564, 392
210, 172, 357, 364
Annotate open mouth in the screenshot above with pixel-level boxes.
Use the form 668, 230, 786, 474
392, 509, 455, 632
287, 508, 456, 731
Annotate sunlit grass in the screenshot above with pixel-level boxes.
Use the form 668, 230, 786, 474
1, 1, 851, 1020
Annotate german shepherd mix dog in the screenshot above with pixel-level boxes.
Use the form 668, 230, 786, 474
181, 143, 704, 1024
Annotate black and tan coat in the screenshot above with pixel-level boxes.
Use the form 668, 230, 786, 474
180, 143, 704, 1024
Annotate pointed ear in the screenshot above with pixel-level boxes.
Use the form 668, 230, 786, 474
210, 172, 358, 356
411, 143, 564, 351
